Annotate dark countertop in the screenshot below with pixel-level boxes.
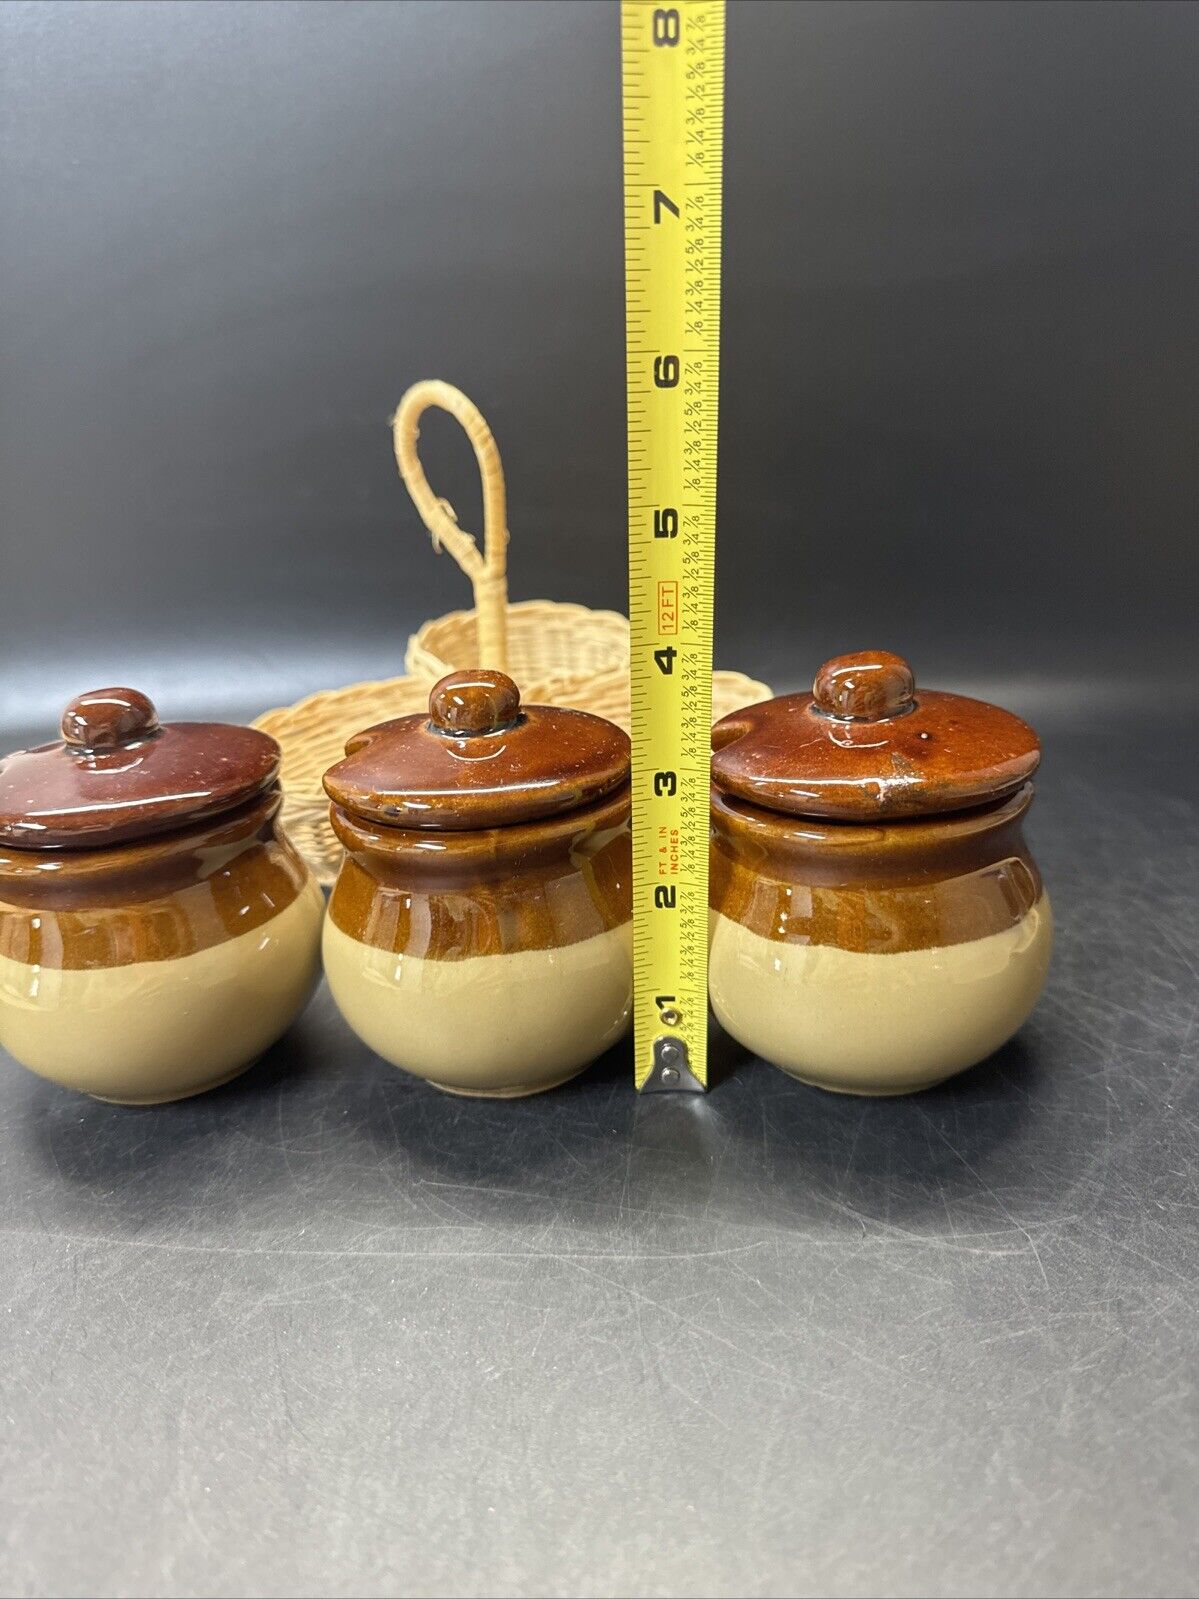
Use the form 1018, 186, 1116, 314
1, 720, 1195, 1598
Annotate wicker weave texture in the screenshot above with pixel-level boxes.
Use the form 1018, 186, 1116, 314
255, 660, 772, 886
254, 382, 773, 884
406, 599, 629, 687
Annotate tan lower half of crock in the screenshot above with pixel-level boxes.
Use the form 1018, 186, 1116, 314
0, 878, 325, 1104
322, 916, 633, 1097
709, 894, 1053, 1095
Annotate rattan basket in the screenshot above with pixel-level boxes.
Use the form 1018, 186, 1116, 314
255, 380, 772, 884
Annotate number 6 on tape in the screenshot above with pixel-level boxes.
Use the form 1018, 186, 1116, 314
621, 1, 724, 1092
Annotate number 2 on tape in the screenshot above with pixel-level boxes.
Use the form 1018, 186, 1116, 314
621, 1, 724, 1090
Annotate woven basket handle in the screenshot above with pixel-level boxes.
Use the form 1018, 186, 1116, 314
392, 381, 509, 669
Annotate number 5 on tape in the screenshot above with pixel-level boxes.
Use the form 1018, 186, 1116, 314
621, 1, 724, 1092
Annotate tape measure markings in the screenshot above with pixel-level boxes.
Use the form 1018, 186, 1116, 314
621, 0, 724, 1092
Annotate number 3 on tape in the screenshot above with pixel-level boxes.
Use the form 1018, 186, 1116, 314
621, 1, 724, 1091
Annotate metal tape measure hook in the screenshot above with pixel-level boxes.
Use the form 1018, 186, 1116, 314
641, 1035, 706, 1094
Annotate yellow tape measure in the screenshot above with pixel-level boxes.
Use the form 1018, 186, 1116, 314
621, 0, 724, 1092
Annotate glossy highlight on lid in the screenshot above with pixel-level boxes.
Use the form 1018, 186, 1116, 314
812, 650, 916, 722
0, 688, 281, 850
61, 687, 161, 749
325, 671, 631, 831
711, 649, 1040, 821
0, 788, 311, 969
428, 670, 521, 737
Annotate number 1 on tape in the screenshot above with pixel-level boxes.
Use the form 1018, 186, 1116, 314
621, 1, 724, 1091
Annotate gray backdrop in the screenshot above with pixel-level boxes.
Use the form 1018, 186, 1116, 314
3, 0, 1196, 733
2, 6, 1197, 1598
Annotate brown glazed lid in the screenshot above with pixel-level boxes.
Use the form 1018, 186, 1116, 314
324, 669, 630, 831
0, 687, 281, 850
711, 649, 1040, 821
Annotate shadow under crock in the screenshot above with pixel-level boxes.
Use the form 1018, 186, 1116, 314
14, 1018, 329, 1227
706, 1019, 1101, 1238
334, 1029, 641, 1212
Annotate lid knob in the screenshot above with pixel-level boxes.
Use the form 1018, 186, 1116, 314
813, 651, 916, 722
60, 687, 160, 750
429, 670, 521, 737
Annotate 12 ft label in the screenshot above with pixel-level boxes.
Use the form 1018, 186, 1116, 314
621, 0, 723, 1090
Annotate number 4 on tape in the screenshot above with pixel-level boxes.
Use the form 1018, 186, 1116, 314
621, 1, 724, 1092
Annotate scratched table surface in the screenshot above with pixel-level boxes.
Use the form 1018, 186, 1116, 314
1, 715, 1195, 1599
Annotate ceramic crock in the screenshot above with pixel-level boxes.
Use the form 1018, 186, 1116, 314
708, 651, 1053, 1095
0, 688, 324, 1103
322, 669, 633, 1097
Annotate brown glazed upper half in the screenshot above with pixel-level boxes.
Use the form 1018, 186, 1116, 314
324, 670, 631, 831
0, 688, 281, 849
710, 782, 1043, 955
0, 788, 310, 969
328, 786, 632, 958
711, 650, 1040, 821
